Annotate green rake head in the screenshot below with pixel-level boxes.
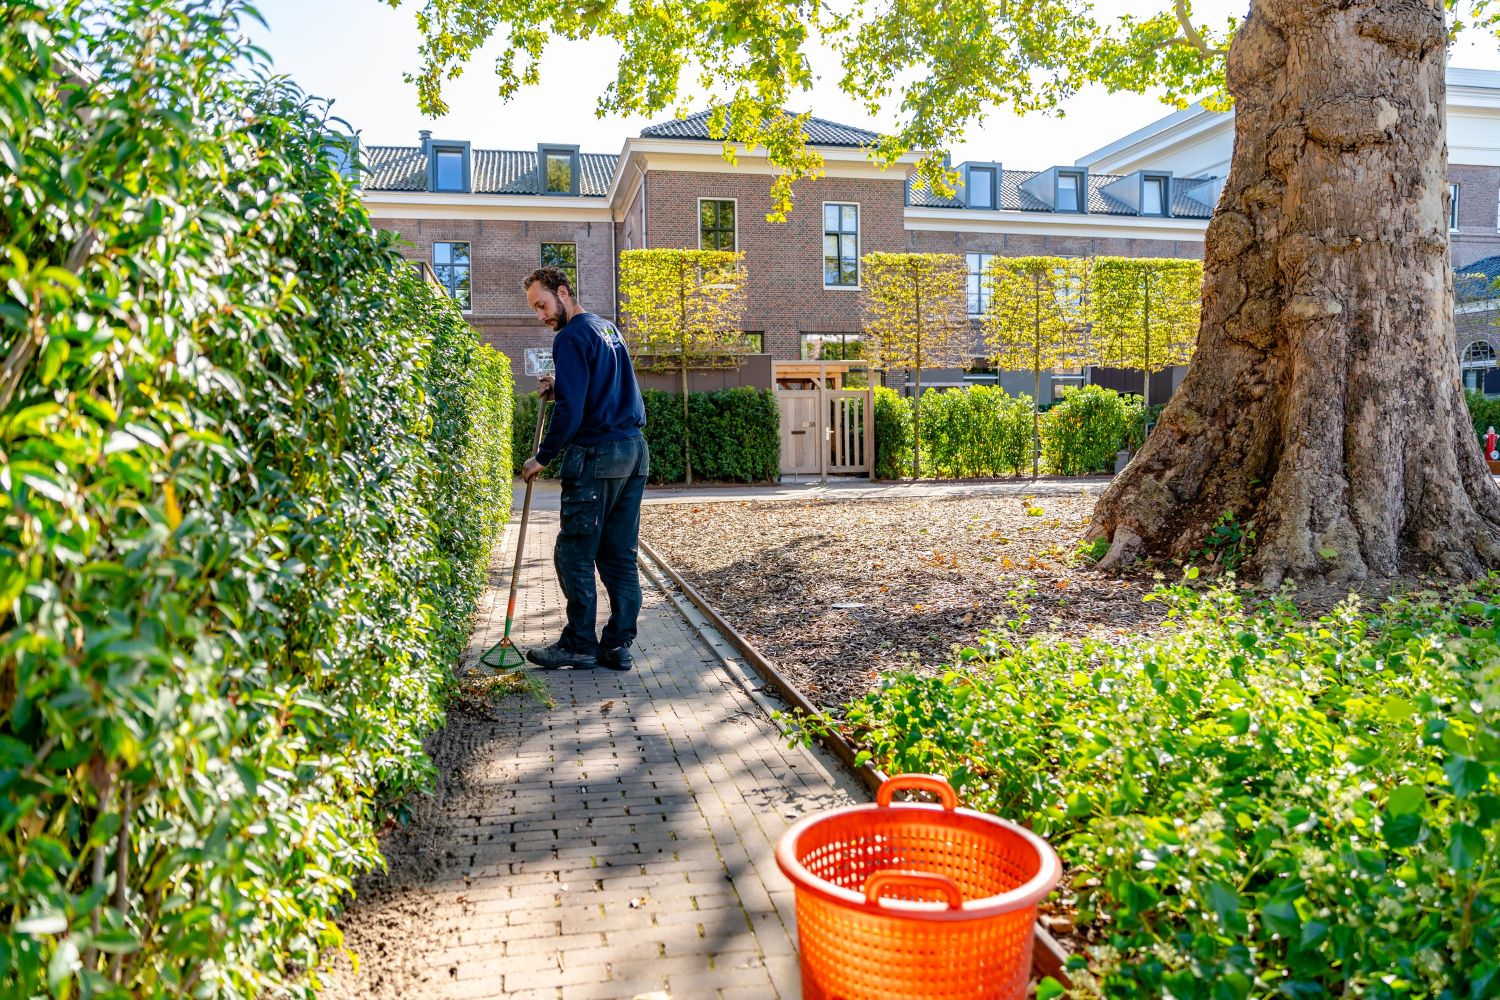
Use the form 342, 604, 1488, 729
479, 634, 526, 670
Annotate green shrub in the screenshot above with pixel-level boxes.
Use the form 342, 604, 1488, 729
873, 386, 913, 480
1465, 388, 1500, 448
656, 386, 778, 483
687, 386, 779, 482
0, 4, 510, 996
798, 582, 1500, 997
1039, 384, 1134, 475
912, 387, 1037, 478
641, 389, 687, 483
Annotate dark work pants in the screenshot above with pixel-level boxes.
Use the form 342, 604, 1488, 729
554, 435, 650, 654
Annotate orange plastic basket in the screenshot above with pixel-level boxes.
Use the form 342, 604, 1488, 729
776, 774, 1060, 1000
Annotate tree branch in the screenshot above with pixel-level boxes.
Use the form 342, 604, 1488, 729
1174, 0, 1222, 57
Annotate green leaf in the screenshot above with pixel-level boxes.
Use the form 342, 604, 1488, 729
1261, 899, 1300, 937
1386, 783, 1426, 815
1317, 547, 1339, 559
1445, 757, 1490, 798
1451, 823, 1485, 870
1037, 977, 1066, 1000
1383, 813, 1424, 848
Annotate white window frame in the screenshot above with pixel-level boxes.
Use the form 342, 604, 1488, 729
822, 201, 861, 290
432, 241, 472, 313
1451, 182, 1461, 232
540, 241, 578, 298
697, 197, 739, 252
966, 251, 995, 316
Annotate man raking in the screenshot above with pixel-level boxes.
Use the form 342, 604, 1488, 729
520, 266, 649, 670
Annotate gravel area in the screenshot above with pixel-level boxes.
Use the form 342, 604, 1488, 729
639, 490, 1162, 708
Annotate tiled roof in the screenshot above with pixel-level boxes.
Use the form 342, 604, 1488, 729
362, 146, 618, 196
640, 110, 882, 148
907, 169, 1217, 219
1458, 255, 1500, 302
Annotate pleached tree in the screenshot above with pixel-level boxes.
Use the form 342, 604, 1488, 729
982, 256, 1090, 479
1088, 257, 1203, 409
618, 248, 747, 485
860, 252, 971, 478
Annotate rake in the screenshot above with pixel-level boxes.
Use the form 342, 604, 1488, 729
480, 396, 551, 670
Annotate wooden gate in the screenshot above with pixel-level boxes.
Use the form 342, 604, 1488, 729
777, 388, 873, 478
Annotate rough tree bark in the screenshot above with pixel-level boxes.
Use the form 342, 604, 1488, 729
1088, 0, 1500, 584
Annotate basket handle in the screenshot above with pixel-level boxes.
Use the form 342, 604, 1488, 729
876, 773, 958, 810
863, 870, 965, 910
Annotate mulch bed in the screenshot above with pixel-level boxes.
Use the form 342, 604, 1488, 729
639, 490, 1163, 708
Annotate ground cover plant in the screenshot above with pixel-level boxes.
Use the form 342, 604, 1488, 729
0, 2, 512, 996
789, 580, 1500, 997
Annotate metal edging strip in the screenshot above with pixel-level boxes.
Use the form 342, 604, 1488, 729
636, 538, 1074, 989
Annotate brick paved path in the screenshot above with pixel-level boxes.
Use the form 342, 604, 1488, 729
329, 511, 862, 1000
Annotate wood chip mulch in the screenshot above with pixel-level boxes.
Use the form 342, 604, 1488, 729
639, 492, 1164, 709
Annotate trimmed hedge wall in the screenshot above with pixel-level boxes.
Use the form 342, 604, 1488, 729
876, 385, 1143, 479
1, 5, 511, 996
514, 387, 779, 484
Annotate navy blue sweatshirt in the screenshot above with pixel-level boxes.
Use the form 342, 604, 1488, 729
534, 312, 646, 465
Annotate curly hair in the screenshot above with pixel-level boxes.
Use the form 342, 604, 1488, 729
523, 266, 573, 297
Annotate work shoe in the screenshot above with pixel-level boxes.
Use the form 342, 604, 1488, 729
597, 645, 634, 671
526, 641, 597, 670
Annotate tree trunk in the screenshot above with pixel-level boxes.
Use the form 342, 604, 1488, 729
1033, 277, 1042, 480
1089, 0, 1500, 584
913, 273, 924, 480
681, 360, 693, 486
1142, 276, 1153, 411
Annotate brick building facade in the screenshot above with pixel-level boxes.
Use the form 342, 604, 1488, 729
361, 72, 1500, 396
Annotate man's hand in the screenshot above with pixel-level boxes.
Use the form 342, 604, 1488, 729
521, 458, 544, 483
537, 374, 555, 401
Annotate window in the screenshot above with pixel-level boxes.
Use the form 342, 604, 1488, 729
823, 203, 859, 287
800, 332, 863, 361
540, 242, 577, 295
1142, 176, 1168, 216
545, 152, 573, 193
1056, 171, 1084, 213
538, 145, 580, 195
699, 199, 737, 251
433, 242, 471, 310
966, 252, 995, 315
741, 331, 764, 353
967, 167, 997, 210
1451, 182, 1461, 231
1463, 340, 1496, 391
434, 148, 466, 192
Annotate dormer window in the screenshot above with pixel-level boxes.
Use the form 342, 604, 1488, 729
1141, 175, 1168, 216
966, 165, 998, 210
538, 145, 581, 196
1056, 171, 1085, 213
427, 141, 471, 193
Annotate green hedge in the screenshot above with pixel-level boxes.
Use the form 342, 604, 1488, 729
873, 386, 914, 480
877, 385, 1141, 478
918, 386, 1034, 478
516, 388, 778, 484
802, 581, 1500, 997
1465, 388, 1500, 447
0, 5, 511, 996
1040, 384, 1142, 475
